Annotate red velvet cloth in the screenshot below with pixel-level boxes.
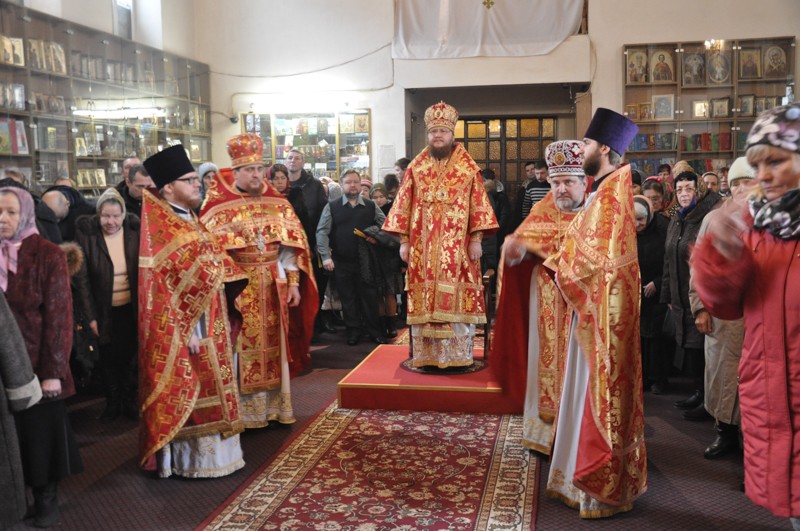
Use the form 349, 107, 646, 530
491, 259, 534, 408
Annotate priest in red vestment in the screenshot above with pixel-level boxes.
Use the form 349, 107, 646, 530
201, 134, 317, 428
383, 101, 498, 368
139, 145, 247, 478
493, 140, 587, 455
544, 109, 647, 518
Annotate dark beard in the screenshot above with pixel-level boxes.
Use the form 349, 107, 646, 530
429, 144, 454, 160
345, 190, 360, 200
582, 154, 601, 178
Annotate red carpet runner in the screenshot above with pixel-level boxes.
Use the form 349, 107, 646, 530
201, 402, 538, 530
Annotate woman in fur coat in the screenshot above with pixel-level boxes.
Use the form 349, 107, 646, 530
0, 185, 83, 528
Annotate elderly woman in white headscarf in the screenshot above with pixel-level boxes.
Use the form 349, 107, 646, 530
74, 187, 140, 423
692, 103, 800, 527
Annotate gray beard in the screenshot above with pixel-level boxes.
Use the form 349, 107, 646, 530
555, 197, 583, 211
429, 144, 454, 160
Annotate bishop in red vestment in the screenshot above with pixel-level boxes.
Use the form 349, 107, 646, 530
383, 101, 497, 368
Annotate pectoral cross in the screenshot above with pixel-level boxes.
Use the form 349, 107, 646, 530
256, 235, 266, 253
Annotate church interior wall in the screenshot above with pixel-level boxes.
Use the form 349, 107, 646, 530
20, 0, 800, 176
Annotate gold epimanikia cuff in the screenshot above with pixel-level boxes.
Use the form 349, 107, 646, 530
469, 232, 483, 243
287, 270, 300, 286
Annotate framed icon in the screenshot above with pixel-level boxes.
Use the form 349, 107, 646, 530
27, 39, 43, 70
75, 137, 88, 156
763, 45, 787, 79
338, 114, 355, 134
710, 97, 730, 118
626, 48, 649, 84
706, 50, 731, 84
649, 49, 675, 83
754, 96, 767, 115
651, 94, 675, 121
682, 52, 706, 86
625, 104, 640, 121
738, 94, 755, 117
691, 100, 709, 119
354, 114, 369, 133
739, 48, 761, 80
94, 168, 106, 186
9, 37, 24, 66
639, 103, 652, 121
0, 35, 11, 65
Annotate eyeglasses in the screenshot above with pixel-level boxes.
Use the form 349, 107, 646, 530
675, 185, 696, 194
175, 176, 199, 184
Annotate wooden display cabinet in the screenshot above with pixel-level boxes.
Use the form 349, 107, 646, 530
623, 37, 795, 176
0, 2, 211, 196
241, 110, 372, 180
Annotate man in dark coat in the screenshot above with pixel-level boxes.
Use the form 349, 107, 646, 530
41, 185, 95, 241
116, 163, 153, 219
317, 169, 387, 346
286, 148, 330, 337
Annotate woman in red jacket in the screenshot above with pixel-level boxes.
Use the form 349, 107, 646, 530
692, 103, 800, 526
0, 185, 83, 528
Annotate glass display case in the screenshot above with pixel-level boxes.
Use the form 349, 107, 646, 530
623, 37, 794, 175
0, 2, 211, 196
241, 110, 371, 180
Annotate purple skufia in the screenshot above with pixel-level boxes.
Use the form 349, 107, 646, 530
584, 107, 640, 156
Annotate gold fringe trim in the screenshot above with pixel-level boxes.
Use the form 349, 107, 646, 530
521, 440, 551, 456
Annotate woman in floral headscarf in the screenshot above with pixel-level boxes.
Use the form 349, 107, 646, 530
692, 102, 800, 526
0, 186, 82, 527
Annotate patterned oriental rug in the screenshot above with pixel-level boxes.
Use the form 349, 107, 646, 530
200, 402, 538, 530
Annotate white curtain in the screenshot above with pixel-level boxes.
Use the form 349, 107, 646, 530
393, 0, 583, 59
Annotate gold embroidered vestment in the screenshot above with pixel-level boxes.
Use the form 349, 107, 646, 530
383, 142, 498, 331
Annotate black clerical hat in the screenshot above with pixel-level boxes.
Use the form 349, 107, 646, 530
143, 145, 195, 189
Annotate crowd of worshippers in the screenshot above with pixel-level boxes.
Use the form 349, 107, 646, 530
492, 103, 800, 525
1, 100, 799, 528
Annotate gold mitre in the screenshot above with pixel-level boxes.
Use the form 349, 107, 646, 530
424, 101, 458, 132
